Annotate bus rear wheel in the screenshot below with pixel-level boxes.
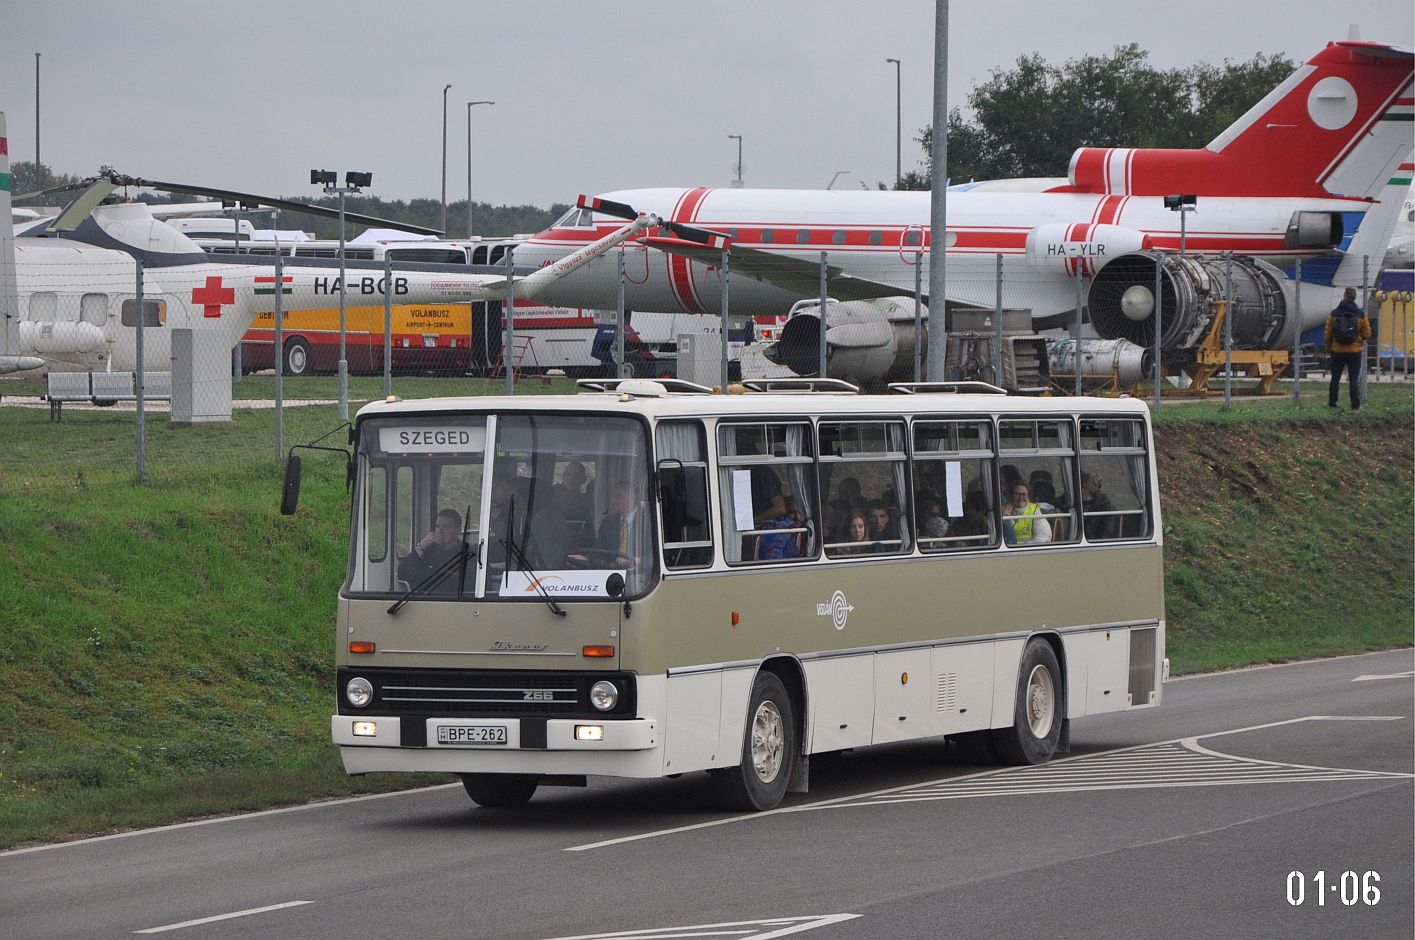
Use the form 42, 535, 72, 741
283, 337, 312, 376
991, 638, 1063, 765
459, 773, 540, 807
712, 671, 795, 812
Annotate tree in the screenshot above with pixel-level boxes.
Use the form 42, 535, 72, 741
8, 161, 87, 200
895, 46, 1297, 188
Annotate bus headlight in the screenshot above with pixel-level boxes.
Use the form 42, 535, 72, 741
346, 677, 374, 708
589, 680, 618, 712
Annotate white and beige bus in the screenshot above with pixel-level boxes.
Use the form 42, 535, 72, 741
317, 378, 1164, 811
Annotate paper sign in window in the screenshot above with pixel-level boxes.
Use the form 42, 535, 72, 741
732, 469, 755, 531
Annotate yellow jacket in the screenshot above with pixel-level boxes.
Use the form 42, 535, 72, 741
1325, 307, 1371, 354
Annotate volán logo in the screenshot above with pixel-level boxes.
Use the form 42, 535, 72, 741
816, 590, 854, 630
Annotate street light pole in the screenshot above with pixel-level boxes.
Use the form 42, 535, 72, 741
34, 53, 40, 171
312, 170, 371, 422
440, 83, 452, 234
886, 57, 901, 188
728, 134, 743, 188
466, 100, 494, 238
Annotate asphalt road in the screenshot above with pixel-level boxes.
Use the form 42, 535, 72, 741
3, 649, 1411, 940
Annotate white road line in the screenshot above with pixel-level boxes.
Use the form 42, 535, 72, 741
133, 900, 313, 934
0, 783, 461, 858
1353, 671, 1415, 682
543, 914, 863, 940
565, 715, 1411, 851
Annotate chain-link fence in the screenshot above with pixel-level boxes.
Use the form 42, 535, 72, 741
2, 243, 1402, 479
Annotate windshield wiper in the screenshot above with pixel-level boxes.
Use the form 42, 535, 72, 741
387, 539, 472, 615
500, 495, 566, 617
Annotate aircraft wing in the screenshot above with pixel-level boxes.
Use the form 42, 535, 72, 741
642, 236, 923, 303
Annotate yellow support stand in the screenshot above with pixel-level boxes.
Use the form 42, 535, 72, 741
1161, 298, 1289, 397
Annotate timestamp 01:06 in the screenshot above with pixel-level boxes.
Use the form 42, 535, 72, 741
1286, 870, 1381, 906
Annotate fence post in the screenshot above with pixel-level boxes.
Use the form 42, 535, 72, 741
1153, 257, 1162, 408
274, 245, 284, 464
720, 248, 731, 391
994, 254, 1003, 387
1073, 271, 1083, 397
504, 247, 515, 396
1223, 254, 1233, 409
617, 247, 628, 379
819, 252, 828, 380
1292, 259, 1302, 405
383, 253, 393, 400
914, 250, 923, 383
135, 258, 145, 484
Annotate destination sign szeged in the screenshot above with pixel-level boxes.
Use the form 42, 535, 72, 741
380, 426, 486, 454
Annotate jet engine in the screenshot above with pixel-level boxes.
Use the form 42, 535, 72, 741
765, 296, 924, 387
1047, 337, 1152, 386
1087, 252, 1294, 351
18, 320, 107, 355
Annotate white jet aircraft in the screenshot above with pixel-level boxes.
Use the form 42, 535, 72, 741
0, 128, 668, 377
515, 39, 1413, 381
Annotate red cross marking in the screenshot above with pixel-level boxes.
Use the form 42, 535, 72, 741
191, 275, 236, 318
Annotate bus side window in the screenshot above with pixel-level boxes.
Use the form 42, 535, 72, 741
912, 420, 998, 551
718, 422, 817, 565
657, 421, 713, 568
1079, 418, 1152, 541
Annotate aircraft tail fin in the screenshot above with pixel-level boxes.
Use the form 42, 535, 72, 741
1330, 161, 1414, 287
1067, 41, 1413, 199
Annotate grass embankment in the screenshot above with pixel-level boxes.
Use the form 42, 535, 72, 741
0, 377, 1409, 848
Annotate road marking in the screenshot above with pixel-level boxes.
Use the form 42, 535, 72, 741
1353, 670, 1415, 682
542, 914, 862, 940
565, 715, 1410, 851
0, 783, 462, 858
134, 900, 313, 934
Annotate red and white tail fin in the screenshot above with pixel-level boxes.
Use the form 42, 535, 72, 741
1067, 41, 1413, 199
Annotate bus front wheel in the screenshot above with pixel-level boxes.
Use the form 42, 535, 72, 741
283, 337, 312, 376
712, 671, 796, 812
991, 638, 1063, 766
459, 773, 539, 808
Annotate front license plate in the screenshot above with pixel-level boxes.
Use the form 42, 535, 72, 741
437, 724, 508, 745
423, 335, 437, 348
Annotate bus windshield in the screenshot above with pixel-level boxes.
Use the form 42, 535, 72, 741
349, 413, 655, 601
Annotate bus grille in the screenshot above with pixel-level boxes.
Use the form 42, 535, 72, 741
336, 668, 636, 717
1128, 628, 1157, 705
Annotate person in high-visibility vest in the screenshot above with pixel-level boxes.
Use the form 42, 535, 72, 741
1003, 482, 1052, 545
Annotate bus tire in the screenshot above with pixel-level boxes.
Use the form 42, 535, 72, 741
712, 671, 795, 812
283, 337, 312, 376
459, 773, 539, 808
991, 638, 1063, 766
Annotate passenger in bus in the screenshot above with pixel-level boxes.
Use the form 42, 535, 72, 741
398, 508, 465, 588
1028, 470, 1058, 509
1000, 464, 1023, 495
834, 510, 871, 555
1081, 472, 1119, 540
569, 479, 645, 568
1002, 483, 1051, 545
750, 464, 786, 524
865, 499, 897, 552
552, 460, 593, 529
756, 497, 804, 560
918, 499, 950, 541
950, 491, 993, 543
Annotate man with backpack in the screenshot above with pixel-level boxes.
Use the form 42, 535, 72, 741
1325, 287, 1371, 409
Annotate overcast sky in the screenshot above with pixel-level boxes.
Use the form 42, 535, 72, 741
3, 1, 1412, 217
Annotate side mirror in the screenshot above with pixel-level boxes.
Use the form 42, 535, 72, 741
605, 572, 625, 598
658, 462, 707, 532
279, 454, 303, 515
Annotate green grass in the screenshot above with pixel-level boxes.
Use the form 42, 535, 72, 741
0, 378, 1409, 847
